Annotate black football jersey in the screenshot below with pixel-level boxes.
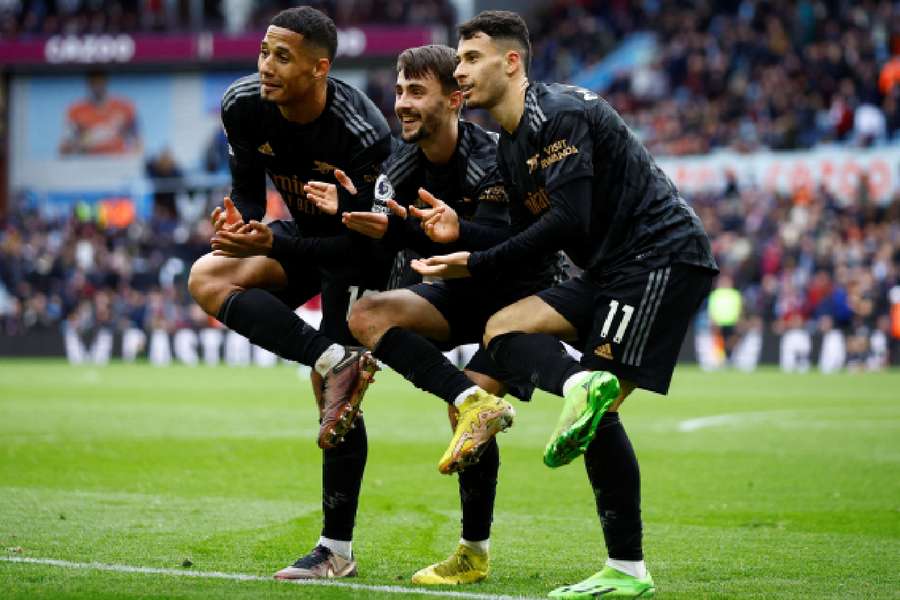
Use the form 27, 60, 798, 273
469, 82, 717, 281
374, 120, 513, 257
221, 74, 392, 238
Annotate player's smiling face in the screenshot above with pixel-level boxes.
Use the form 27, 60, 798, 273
394, 70, 453, 143
258, 26, 320, 105
454, 33, 508, 109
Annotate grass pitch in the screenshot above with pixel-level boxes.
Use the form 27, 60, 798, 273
1, 360, 899, 599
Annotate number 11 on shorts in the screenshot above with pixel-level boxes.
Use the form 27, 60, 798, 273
600, 300, 635, 343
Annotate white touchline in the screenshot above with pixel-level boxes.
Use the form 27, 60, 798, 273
677, 414, 748, 432
677, 411, 793, 432
0, 556, 541, 600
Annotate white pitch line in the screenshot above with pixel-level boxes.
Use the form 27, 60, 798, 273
0, 556, 541, 600
677, 411, 798, 432
677, 414, 747, 432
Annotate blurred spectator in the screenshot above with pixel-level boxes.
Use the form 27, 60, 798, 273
854, 103, 888, 146
203, 127, 229, 174
146, 147, 183, 217
708, 273, 743, 358
59, 71, 141, 156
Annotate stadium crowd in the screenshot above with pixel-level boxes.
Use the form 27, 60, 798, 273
529, 0, 900, 155
696, 175, 900, 364
0, 203, 213, 337
8, 0, 900, 156
1, 178, 897, 358
0, 0, 454, 37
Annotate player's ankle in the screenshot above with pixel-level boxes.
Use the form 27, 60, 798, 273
314, 344, 346, 376
452, 385, 481, 407
318, 536, 352, 560
605, 558, 646, 579
460, 537, 489, 555
562, 370, 592, 396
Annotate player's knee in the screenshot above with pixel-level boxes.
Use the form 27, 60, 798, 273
483, 307, 516, 347
348, 295, 388, 347
187, 255, 234, 316
187, 256, 213, 304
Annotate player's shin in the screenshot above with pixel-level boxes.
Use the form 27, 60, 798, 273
372, 326, 476, 403
584, 412, 643, 563
459, 436, 498, 543
321, 415, 368, 543
217, 288, 333, 366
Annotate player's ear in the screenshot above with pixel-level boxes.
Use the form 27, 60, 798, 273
313, 57, 331, 79
448, 89, 463, 112
505, 49, 522, 76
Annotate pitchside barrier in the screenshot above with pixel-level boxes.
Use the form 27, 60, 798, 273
1, 323, 894, 373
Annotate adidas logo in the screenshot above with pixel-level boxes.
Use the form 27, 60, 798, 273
594, 343, 613, 360
257, 142, 274, 156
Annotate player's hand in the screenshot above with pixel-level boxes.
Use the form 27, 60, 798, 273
385, 199, 407, 219
410, 187, 458, 244
305, 169, 357, 215
210, 197, 244, 233
342, 211, 389, 238
411, 251, 471, 279
341, 199, 407, 239
210, 220, 273, 257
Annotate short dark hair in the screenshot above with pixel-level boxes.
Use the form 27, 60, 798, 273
396, 45, 460, 95
270, 6, 338, 61
458, 10, 531, 74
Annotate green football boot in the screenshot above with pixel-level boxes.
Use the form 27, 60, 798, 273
543, 371, 620, 468
548, 566, 655, 598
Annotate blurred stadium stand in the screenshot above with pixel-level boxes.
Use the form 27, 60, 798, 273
0, 0, 898, 370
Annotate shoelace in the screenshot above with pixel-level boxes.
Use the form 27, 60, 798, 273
434, 550, 472, 576
291, 545, 331, 568
331, 348, 358, 373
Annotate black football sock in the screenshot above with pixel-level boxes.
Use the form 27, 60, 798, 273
487, 332, 582, 396
217, 289, 334, 366
321, 414, 367, 541
373, 327, 476, 404
459, 437, 499, 542
584, 412, 642, 561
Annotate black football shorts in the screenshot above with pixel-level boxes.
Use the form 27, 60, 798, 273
408, 277, 547, 401
267, 220, 387, 345
537, 263, 714, 394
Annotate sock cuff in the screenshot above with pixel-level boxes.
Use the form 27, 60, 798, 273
600, 411, 621, 424
485, 330, 526, 358
318, 536, 352, 560
460, 537, 490, 554
314, 344, 346, 377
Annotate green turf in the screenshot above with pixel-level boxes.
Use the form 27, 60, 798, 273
1, 360, 899, 599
